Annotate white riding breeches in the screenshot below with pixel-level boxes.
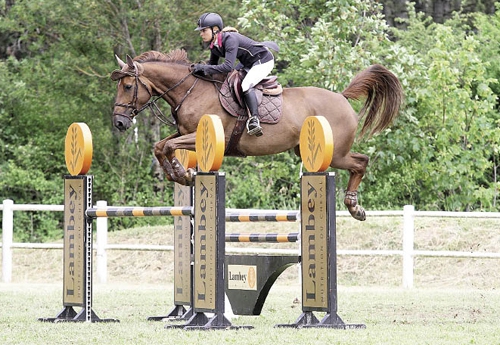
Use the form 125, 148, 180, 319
241, 59, 275, 92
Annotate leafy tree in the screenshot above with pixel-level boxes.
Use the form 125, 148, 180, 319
2, 0, 500, 243
470, 5, 500, 208
362, 5, 499, 211
233, 0, 395, 210
381, 0, 497, 27
0, 0, 246, 238
239, 0, 388, 89
238, 1, 500, 212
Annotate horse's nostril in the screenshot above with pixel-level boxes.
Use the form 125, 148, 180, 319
113, 114, 131, 131
115, 120, 126, 131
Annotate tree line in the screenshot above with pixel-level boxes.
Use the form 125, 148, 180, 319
1, 0, 499, 241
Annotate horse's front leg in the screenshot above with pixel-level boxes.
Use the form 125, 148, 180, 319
154, 132, 197, 186
154, 133, 179, 182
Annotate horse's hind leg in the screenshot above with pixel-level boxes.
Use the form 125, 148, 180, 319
332, 152, 369, 221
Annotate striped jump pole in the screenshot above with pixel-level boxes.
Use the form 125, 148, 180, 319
225, 233, 299, 243
225, 209, 299, 222
86, 206, 193, 218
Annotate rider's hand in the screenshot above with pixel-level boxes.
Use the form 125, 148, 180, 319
191, 64, 206, 75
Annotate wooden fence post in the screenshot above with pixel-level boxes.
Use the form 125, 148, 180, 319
2, 199, 14, 283
403, 205, 415, 288
96, 200, 108, 284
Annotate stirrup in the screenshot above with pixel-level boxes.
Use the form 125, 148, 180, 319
246, 117, 263, 137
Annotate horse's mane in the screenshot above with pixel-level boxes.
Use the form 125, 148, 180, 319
133, 49, 191, 65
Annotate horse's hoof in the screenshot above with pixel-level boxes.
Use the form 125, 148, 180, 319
185, 168, 195, 184
180, 178, 194, 187
349, 205, 366, 221
173, 175, 193, 187
175, 179, 193, 187
172, 169, 194, 187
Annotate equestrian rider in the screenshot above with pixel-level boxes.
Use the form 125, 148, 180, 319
192, 12, 276, 136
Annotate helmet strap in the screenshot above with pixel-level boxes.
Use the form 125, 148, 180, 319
210, 29, 222, 49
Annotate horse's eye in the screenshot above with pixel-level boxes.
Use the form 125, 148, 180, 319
124, 84, 133, 90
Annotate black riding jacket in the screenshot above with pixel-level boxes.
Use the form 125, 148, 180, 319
203, 31, 274, 75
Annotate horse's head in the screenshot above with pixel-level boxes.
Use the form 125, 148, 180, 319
110, 55, 153, 131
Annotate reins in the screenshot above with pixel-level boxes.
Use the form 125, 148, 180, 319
193, 73, 225, 95
113, 69, 198, 127
113, 63, 226, 127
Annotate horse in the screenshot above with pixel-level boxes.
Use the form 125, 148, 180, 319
110, 49, 403, 221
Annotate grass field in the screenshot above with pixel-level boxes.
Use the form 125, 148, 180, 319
1, 283, 499, 345
1, 217, 500, 344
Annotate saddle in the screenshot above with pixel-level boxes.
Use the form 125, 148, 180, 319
219, 70, 284, 156
226, 70, 283, 110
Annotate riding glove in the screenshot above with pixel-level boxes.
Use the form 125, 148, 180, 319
191, 64, 206, 75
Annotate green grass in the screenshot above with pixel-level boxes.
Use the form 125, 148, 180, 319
2, 217, 500, 344
1, 283, 499, 345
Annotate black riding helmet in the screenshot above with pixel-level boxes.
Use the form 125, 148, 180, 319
195, 12, 224, 31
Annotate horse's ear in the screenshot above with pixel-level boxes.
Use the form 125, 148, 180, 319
134, 61, 143, 75
110, 70, 126, 81
126, 55, 134, 69
115, 54, 126, 68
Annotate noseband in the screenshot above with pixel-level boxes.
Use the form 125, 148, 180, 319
113, 71, 152, 121
113, 68, 197, 126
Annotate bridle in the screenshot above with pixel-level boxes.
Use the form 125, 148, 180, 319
113, 68, 198, 126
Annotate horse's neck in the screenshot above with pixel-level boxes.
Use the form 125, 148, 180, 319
145, 65, 180, 89
145, 64, 218, 124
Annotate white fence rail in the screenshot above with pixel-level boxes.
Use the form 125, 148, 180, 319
2, 199, 500, 287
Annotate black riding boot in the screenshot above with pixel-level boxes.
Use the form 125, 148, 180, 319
243, 88, 263, 136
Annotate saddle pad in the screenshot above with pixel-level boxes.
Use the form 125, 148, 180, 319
219, 80, 283, 124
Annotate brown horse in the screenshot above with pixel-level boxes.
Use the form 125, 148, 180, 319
110, 49, 403, 221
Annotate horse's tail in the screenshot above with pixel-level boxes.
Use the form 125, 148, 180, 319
341, 64, 403, 137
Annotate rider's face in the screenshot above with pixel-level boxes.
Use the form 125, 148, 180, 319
199, 27, 213, 43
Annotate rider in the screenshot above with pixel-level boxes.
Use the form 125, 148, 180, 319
192, 12, 276, 136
